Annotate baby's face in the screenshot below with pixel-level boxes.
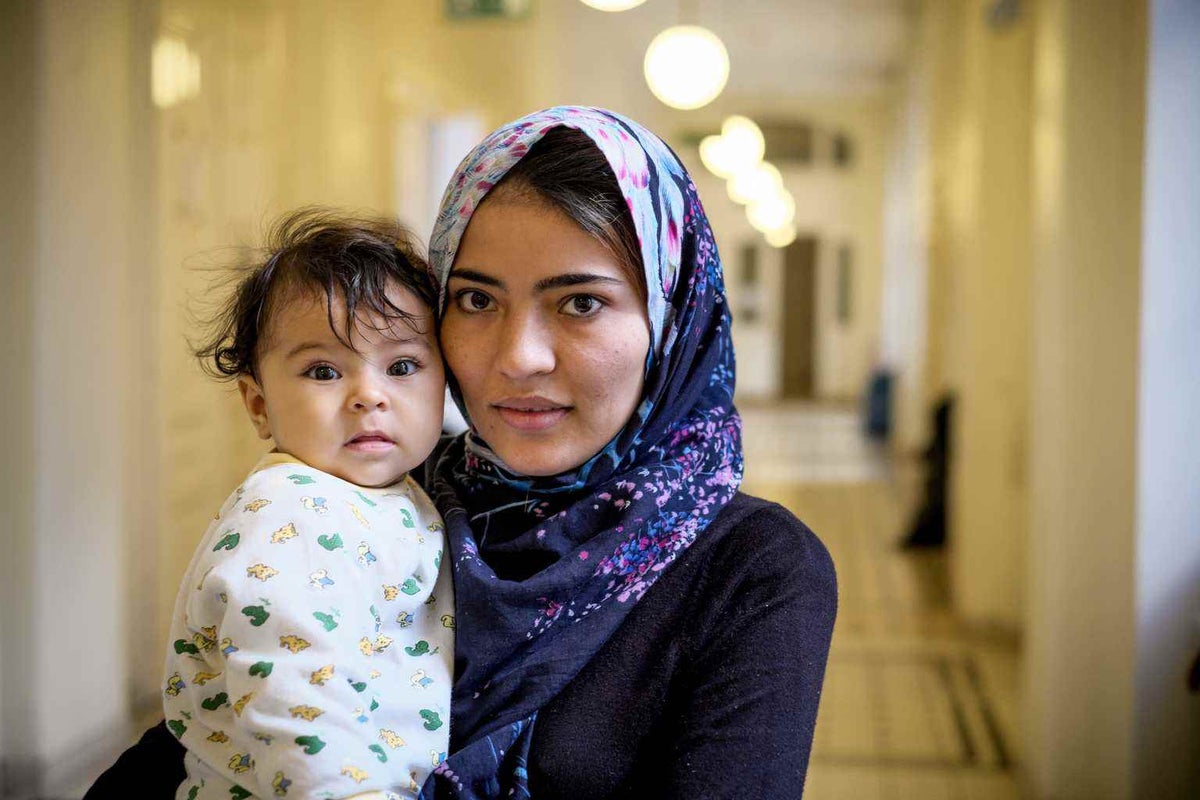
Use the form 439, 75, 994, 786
239, 283, 445, 488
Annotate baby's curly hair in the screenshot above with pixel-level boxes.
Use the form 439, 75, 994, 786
195, 208, 434, 381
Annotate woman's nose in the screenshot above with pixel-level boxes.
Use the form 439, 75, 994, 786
495, 311, 555, 380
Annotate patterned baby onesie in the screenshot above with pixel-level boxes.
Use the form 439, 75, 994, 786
164, 453, 454, 800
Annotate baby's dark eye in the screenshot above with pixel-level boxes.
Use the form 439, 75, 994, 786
388, 359, 418, 377
455, 290, 494, 312
304, 364, 340, 381
562, 294, 602, 317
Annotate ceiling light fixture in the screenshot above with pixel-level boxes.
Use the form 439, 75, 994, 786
579, 0, 648, 10
643, 25, 729, 110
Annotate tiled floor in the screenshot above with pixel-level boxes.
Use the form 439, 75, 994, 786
740, 404, 1022, 799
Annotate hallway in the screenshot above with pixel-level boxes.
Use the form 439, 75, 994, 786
742, 406, 1020, 799
4, 2, 1200, 797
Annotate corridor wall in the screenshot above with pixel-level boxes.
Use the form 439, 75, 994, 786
1132, 0, 1200, 794
1024, 0, 1146, 795
901, 0, 1034, 631
0, 1, 151, 795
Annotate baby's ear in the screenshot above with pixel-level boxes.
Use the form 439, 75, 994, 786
237, 375, 272, 440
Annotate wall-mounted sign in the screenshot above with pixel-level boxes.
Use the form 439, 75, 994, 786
445, 0, 531, 20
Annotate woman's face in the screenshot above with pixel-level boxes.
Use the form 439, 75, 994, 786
441, 198, 651, 477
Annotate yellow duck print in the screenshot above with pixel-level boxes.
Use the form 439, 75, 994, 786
207, 731, 229, 744
378, 729, 406, 749
272, 771, 292, 797
227, 753, 253, 774
372, 634, 393, 654
246, 563, 279, 581
196, 565, 215, 591
347, 502, 371, 529
310, 664, 334, 685
358, 637, 374, 657
165, 672, 185, 696
270, 522, 298, 544
441, 614, 456, 630
301, 496, 329, 515
233, 692, 255, 716
243, 498, 271, 513
340, 766, 369, 784
382, 584, 399, 601
279, 634, 311, 654
288, 705, 324, 722
192, 670, 222, 686
192, 626, 218, 652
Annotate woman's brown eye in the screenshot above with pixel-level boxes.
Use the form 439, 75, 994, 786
469, 291, 490, 310
566, 295, 600, 316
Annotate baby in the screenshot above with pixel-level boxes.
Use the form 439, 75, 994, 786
163, 210, 453, 800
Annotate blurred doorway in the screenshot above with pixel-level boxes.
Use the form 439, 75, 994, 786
781, 236, 818, 399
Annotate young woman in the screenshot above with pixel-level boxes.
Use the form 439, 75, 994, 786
87, 106, 836, 800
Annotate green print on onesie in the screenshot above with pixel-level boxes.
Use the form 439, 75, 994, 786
201, 692, 229, 711
294, 735, 326, 755
241, 605, 269, 627
213, 531, 240, 552
420, 709, 443, 731
249, 661, 273, 678
229, 785, 252, 800
354, 490, 377, 508
287, 473, 316, 486
369, 744, 387, 762
405, 640, 435, 657
317, 533, 343, 551
174, 639, 200, 655
313, 611, 338, 632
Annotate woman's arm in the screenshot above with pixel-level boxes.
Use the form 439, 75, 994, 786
83, 721, 185, 800
664, 505, 837, 798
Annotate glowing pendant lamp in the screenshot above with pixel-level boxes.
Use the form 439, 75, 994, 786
644, 25, 730, 110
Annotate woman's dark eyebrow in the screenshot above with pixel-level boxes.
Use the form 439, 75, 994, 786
448, 269, 622, 293
533, 273, 623, 292
448, 268, 503, 288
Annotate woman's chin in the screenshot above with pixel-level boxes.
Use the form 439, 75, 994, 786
488, 438, 589, 478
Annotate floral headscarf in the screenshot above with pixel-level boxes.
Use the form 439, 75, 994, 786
422, 106, 742, 799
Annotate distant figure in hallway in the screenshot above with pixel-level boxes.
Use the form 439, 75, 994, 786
903, 395, 954, 548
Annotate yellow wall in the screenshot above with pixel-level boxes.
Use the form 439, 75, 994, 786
0, 0, 39, 782
1023, 0, 1145, 795
919, 0, 1034, 630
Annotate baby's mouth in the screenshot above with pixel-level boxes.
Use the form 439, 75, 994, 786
346, 432, 396, 450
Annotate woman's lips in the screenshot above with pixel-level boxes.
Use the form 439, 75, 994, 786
492, 398, 571, 432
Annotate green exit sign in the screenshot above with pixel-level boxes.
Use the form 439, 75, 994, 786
445, 0, 532, 19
